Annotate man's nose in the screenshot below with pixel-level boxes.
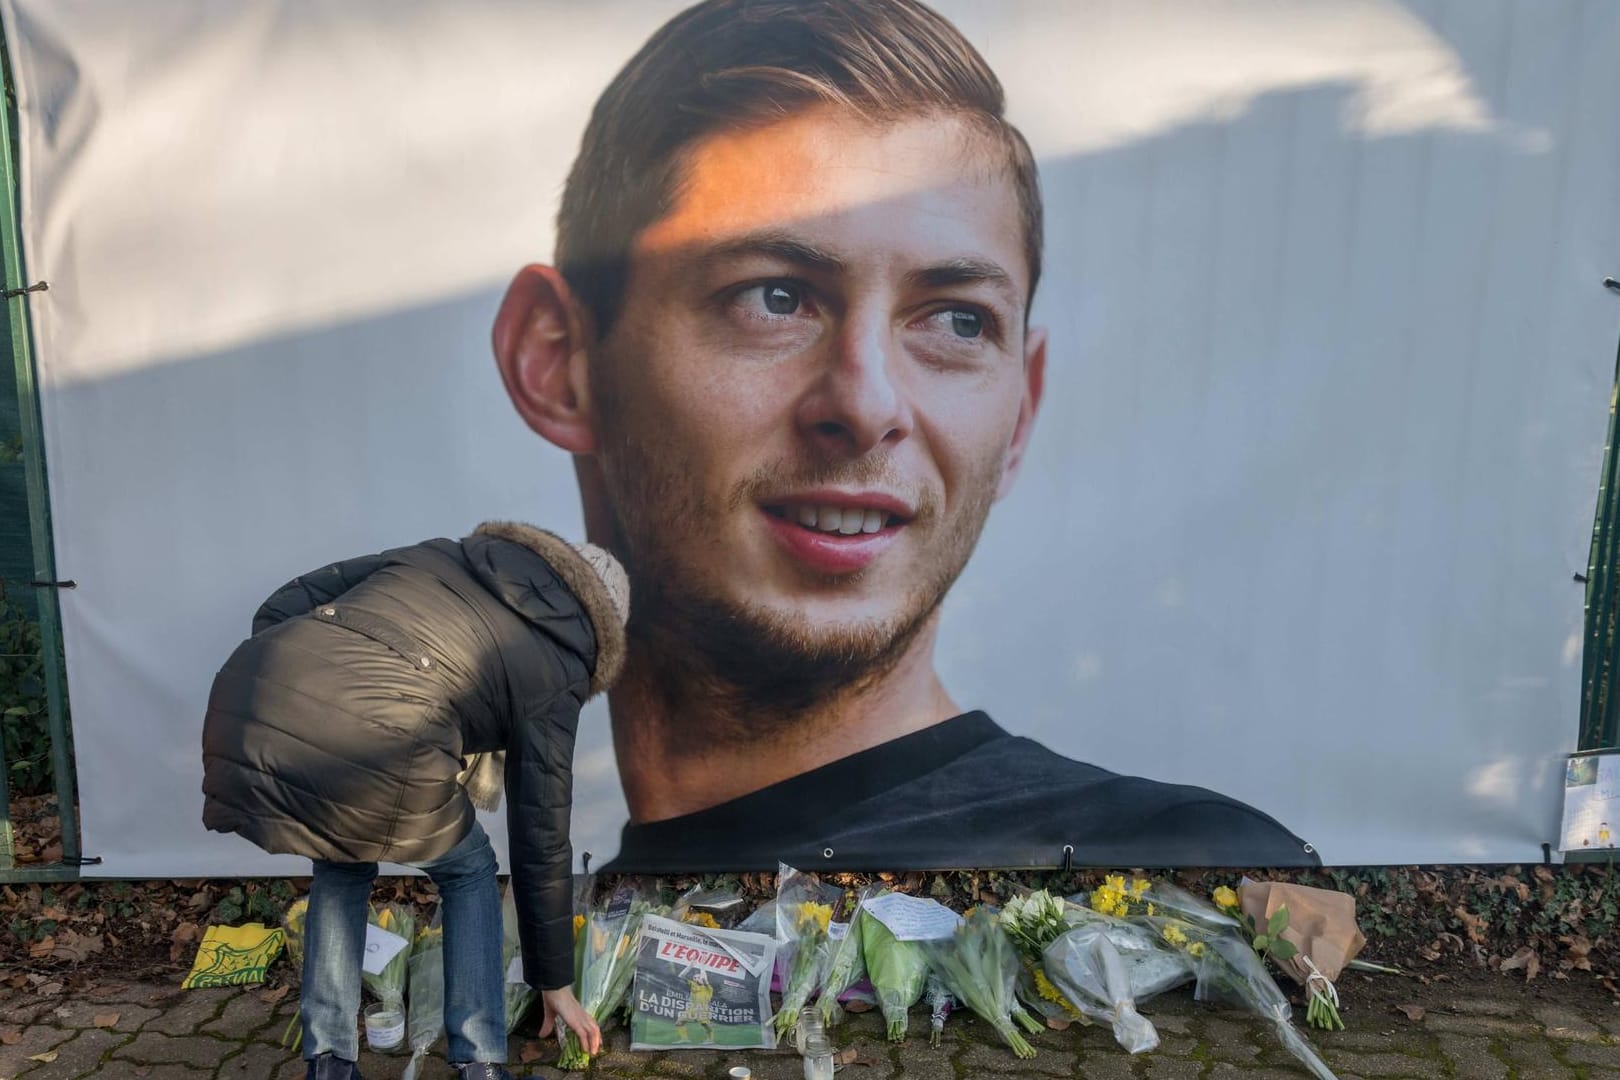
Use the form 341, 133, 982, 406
794, 317, 913, 457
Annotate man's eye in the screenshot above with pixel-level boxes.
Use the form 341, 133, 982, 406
949, 309, 983, 339
761, 282, 801, 315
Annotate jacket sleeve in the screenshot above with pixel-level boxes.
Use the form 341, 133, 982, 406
506, 689, 581, 990
251, 553, 387, 634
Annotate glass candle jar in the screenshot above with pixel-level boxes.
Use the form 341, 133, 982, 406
802, 1034, 835, 1080
794, 1005, 824, 1055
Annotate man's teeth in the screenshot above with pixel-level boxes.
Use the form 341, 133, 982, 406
791, 505, 888, 535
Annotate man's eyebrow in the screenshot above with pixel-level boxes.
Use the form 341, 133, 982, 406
696, 232, 846, 275
906, 257, 1021, 307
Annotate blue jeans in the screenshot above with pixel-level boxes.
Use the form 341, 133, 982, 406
302, 822, 506, 1064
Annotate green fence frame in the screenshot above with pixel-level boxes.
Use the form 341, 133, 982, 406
1, 35, 81, 881
1581, 290, 1620, 753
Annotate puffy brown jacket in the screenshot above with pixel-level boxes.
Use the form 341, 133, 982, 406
200, 521, 624, 990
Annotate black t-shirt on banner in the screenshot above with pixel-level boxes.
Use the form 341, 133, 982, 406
602, 712, 1319, 873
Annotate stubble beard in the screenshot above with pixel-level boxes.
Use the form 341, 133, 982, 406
595, 423, 998, 743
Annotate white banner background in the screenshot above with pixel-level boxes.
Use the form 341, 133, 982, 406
3, 0, 1617, 875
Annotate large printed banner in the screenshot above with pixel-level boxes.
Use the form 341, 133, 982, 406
4, 0, 1619, 876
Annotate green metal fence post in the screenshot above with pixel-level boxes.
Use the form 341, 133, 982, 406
1581, 330, 1620, 751
1, 39, 80, 871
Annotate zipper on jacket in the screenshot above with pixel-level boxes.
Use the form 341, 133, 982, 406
312, 604, 437, 673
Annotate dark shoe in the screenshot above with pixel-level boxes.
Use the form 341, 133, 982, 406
453, 1066, 514, 1080
305, 1053, 363, 1080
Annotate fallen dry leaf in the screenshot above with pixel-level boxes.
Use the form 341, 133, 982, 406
0, 1027, 22, 1045
258, 986, 290, 1005
170, 922, 201, 962
52, 929, 104, 964
834, 1048, 880, 1067
1500, 946, 1541, 981
519, 1040, 544, 1064
28, 1049, 59, 1063
93, 1012, 120, 1029
28, 934, 56, 958
1395, 1004, 1425, 1021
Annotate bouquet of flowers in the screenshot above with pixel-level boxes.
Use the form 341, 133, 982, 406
920, 908, 1041, 1059
362, 903, 416, 1011
400, 922, 445, 1080
557, 878, 660, 1070
500, 884, 537, 1034
771, 863, 841, 1041
858, 899, 932, 1041
1105, 879, 1340, 1080
817, 886, 875, 1030
999, 889, 1085, 1024
1232, 881, 1364, 1032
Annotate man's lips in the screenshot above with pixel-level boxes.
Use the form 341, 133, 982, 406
758, 491, 912, 574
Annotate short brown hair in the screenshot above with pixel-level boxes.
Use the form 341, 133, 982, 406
554, 0, 1043, 338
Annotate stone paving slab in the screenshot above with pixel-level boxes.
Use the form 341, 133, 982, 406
2, 979, 1619, 1080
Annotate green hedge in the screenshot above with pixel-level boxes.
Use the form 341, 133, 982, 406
0, 586, 55, 794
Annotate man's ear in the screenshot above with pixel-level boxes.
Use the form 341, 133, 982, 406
996, 324, 1047, 500
492, 265, 597, 454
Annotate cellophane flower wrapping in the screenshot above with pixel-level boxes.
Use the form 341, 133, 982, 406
1041, 925, 1160, 1054
362, 903, 416, 1011
557, 878, 660, 1071
771, 863, 841, 1040
857, 902, 930, 1042
1194, 933, 1340, 1080
919, 908, 1036, 1058
400, 921, 444, 1080
817, 886, 874, 1030
670, 882, 747, 930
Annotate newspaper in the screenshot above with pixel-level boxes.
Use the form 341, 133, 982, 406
630, 915, 778, 1051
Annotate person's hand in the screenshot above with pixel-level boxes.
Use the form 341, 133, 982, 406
539, 985, 601, 1055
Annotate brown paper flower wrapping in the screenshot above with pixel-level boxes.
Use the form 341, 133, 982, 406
1239, 882, 1366, 990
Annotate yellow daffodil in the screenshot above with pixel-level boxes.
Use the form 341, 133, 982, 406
1213, 886, 1240, 912
681, 911, 720, 929
1031, 964, 1084, 1020
573, 914, 586, 938
796, 902, 833, 934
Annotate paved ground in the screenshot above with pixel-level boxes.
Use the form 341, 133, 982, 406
2, 975, 1619, 1079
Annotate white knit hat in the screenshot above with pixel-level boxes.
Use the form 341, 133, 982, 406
571, 542, 630, 628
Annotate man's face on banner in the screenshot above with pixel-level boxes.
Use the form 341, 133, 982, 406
587, 105, 1044, 687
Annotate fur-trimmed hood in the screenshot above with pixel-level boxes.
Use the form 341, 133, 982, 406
472, 521, 629, 697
